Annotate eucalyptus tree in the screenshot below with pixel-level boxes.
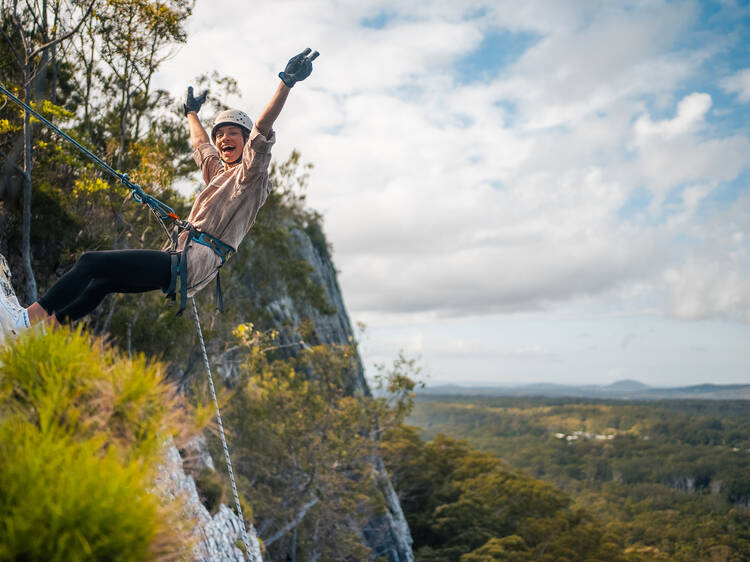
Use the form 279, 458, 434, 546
93, 0, 192, 169
0, 0, 94, 301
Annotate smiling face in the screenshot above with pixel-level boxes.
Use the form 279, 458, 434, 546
214, 125, 247, 165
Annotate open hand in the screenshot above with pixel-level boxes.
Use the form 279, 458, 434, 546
279, 48, 320, 88
183, 86, 208, 116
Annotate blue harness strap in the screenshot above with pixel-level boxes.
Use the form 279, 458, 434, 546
164, 224, 235, 316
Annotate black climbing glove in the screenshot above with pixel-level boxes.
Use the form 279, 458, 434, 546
183, 86, 208, 116
278, 48, 319, 88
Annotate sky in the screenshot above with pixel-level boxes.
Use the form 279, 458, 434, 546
154, 0, 750, 388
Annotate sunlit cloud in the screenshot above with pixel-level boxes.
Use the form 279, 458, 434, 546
722, 68, 750, 103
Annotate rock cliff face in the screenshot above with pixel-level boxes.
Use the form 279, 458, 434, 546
262, 227, 368, 391
230, 224, 414, 561
289, 226, 414, 561
157, 442, 263, 562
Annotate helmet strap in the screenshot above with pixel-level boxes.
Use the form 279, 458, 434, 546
222, 154, 243, 166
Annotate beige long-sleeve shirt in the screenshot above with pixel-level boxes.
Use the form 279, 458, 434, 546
178, 125, 275, 296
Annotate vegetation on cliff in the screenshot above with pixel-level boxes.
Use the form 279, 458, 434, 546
193, 327, 418, 560
381, 425, 633, 561
0, 327, 194, 560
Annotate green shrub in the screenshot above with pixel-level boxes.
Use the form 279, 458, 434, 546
195, 468, 225, 515
0, 327, 193, 561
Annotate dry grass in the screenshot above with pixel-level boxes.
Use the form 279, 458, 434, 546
0, 326, 198, 561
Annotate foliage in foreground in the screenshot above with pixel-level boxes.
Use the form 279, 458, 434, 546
0, 327, 194, 561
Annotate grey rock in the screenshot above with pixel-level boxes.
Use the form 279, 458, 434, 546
363, 459, 414, 562
242, 225, 414, 560
155, 442, 262, 562
182, 434, 216, 472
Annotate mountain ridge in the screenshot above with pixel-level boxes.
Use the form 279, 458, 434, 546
419, 379, 750, 400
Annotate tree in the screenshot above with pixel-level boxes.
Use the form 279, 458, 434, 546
1, 0, 94, 300
381, 427, 629, 561
210, 325, 420, 561
90, 0, 191, 169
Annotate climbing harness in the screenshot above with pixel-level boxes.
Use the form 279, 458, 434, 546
1, 82, 252, 559
166, 224, 235, 316
193, 298, 252, 556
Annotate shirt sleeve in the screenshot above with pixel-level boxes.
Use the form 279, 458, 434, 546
236, 125, 276, 189
193, 143, 224, 185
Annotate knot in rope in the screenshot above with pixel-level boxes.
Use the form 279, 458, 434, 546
122, 173, 147, 205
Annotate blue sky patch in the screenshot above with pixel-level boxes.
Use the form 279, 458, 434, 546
699, 171, 750, 217
493, 99, 519, 127
618, 186, 653, 222
455, 28, 540, 85
635, 0, 750, 130
360, 11, 392, 29
443, 113, 474, 129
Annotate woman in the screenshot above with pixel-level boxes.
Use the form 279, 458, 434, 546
0, 48, 319, 338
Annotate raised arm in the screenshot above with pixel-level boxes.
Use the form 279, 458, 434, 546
187, 112, 210, 149
255, 82, 291, 138
183, 86, 210, 150
256, 48, 320, 138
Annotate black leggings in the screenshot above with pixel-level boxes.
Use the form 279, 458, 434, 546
38, 250, 172, 322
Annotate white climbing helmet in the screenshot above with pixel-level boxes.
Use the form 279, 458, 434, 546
211, 109, 253, 142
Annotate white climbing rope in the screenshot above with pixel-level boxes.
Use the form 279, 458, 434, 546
191, 297, 252, 559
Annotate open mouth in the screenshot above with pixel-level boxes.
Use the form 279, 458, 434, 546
220, 145, 236, 156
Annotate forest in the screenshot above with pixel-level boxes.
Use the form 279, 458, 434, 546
394, 394, 750, 561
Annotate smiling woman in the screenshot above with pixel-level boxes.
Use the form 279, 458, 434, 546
215, 124, 248, 163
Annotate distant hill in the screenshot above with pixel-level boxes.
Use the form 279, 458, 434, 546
606, 379, 650, 391
419, 379, 750, 400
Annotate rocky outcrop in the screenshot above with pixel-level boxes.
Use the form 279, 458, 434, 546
0, 252, 23, 344
363, 459, 415, 562
262, 226, 368, 394
156, 443, 263, 562
246, 225, 414, 561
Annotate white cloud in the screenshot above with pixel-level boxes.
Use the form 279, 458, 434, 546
155, 0, 750, 333
664, 260, 750, 321
634, 93, 712, 138
634, 134, 750, 193
721, 68, 750, 102
660, 193, 750, 322
491, 1, 700, 130
629, 93, 750, 192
